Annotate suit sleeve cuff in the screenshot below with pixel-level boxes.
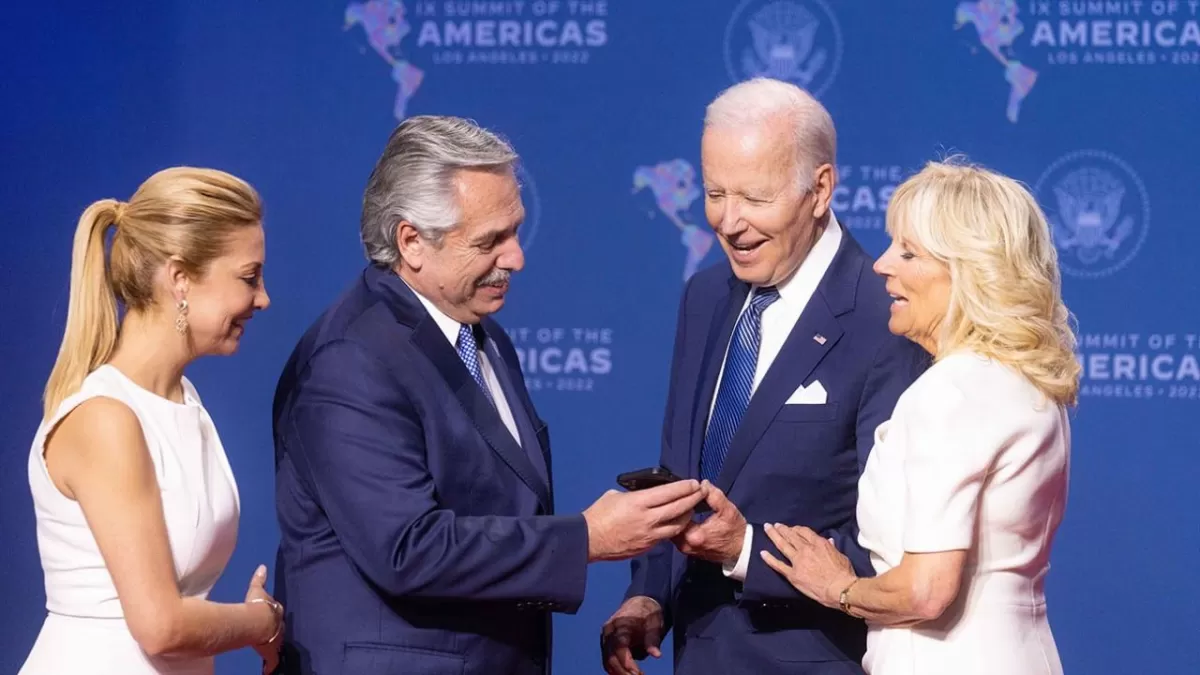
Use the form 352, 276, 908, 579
721, 524, 754, 582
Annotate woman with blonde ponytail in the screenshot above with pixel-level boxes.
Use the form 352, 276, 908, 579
21, 167, 283, 675
753, 158, 1079, 675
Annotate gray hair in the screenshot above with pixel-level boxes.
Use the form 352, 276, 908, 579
360, 115, 518, 266
704, 77, 837, 192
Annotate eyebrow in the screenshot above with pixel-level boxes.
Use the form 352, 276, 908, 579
473, 220, 521, 244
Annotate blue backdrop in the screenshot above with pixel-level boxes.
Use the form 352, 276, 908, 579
2, 1, 1197, 673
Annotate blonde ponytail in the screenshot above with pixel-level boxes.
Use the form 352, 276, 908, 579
42, 200, 122, 420
41, 168, 263, 420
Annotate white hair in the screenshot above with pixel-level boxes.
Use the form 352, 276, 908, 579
704, 77, 837, 191
360, 115, 518, 266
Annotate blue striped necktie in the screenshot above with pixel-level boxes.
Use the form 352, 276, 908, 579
700, 286, 780, 482
457, 323, 496, 408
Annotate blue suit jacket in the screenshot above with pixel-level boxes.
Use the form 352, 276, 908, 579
625, 229, 929, 674
272, 265, 589, 675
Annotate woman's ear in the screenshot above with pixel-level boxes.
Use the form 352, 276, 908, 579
165, 255, 191, 303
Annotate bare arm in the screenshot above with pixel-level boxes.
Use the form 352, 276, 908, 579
759, 524, 966, 627
838, 550, 966, 626
44, 397, 279, 657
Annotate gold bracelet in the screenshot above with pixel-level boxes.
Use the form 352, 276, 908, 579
248, 598, 283, 644
838, 578, 860, 617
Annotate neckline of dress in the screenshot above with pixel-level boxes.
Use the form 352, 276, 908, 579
98, 364, 201, 410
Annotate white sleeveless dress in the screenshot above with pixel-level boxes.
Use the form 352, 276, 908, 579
19, 365, 240, 675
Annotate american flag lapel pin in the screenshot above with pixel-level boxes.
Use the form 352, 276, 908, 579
813, 333, 827, 345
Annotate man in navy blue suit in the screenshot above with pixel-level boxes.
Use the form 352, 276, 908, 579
271, 115, 708, 675
601, 79, 930, 674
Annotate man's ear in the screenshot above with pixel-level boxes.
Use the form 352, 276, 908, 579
810, 163, 836, 221
396, 220, 425, 270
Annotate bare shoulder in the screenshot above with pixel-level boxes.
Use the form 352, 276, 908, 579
50, 396, 142, 445
45, 397, 152, 484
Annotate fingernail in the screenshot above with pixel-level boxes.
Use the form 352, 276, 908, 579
257, 564, 267, 576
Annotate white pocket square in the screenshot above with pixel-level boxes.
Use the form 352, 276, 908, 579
785, 380, 828, 405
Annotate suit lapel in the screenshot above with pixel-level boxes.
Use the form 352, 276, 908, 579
714, 292, 843, 492
369, 267, 552, 510
410, 319, 551, 510
484, 329, 557, 508
686, 280, 749, 479
484, 336, 551, 487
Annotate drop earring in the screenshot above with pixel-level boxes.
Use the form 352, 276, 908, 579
175, 298, 189, 334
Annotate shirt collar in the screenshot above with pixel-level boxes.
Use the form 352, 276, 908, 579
761, 212, 843, 306
401, 277, 464, 346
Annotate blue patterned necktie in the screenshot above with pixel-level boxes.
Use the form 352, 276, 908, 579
700, 286, 781, 482
457, 323, 496, 408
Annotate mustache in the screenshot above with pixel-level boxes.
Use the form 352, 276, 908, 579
476, 268, 511, 287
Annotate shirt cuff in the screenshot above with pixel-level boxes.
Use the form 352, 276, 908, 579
721, 524, 754, 582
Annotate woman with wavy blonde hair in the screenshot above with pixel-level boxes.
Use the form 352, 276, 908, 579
757, 158, 1079, 674
21, 167, 283, 675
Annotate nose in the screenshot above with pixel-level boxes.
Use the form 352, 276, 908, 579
256, 281, 271, 311
498, 237, 525, 273
713, 200, 745, 236
872, 250, 892, 278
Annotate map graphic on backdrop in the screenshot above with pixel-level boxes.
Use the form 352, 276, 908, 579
633, 160, 716, 282
955, 0, 1200, 123
954, 0, 1038, 123
345, 0, 424, 120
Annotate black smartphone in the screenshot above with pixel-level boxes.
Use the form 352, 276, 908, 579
616, 466, 684, 491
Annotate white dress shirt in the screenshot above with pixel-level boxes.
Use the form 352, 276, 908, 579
405, 281, 522, 445
709, 215, 843, 581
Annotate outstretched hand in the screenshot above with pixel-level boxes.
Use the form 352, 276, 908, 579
671, 481, 747, 564
759, 524, 856, 609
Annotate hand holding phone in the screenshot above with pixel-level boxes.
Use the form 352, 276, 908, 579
616, 466, 683, 491
582, 474, 706, 562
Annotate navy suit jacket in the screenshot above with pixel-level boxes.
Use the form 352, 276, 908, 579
625, 228, 929, 674
272, 265, 589, 675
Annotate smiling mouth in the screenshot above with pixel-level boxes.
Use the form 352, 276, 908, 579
728, 239, 766, 259
888, 292, 909, 306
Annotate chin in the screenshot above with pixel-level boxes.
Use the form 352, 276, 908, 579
210, 337, 243, 356
728, 262, 773, 286
475, 297, 506, 315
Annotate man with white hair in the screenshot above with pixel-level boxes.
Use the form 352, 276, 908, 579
601, 78, 929, 674
272, 115, 708, 675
